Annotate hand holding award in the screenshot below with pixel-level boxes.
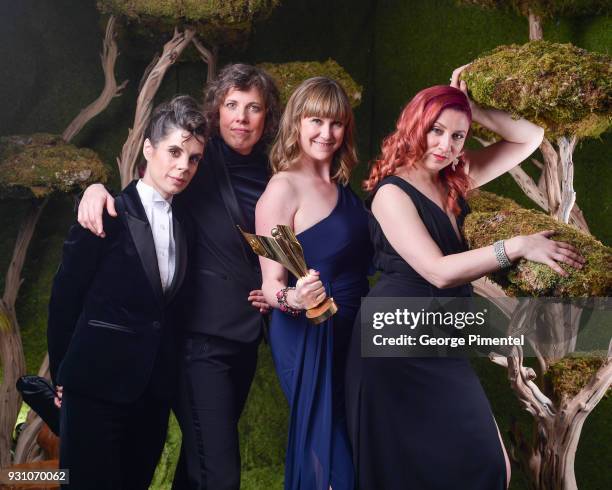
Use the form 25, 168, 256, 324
239, 224, 338, 324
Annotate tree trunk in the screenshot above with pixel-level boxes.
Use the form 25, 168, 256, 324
13, 354, 51, 464
528, 11, 543, 41
0, 198, 48, 467
117, 27, 195, 188
192, 36, 217, 82
556, 136, 578, 224
536, 137, 588, 232
0, 305, 26, 468
489, 305, 612, 490
475, 136, 590, 233
61, 15, 127, 144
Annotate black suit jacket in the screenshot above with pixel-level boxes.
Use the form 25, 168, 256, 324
47, 181, 189, 404
174, 137, 268, 343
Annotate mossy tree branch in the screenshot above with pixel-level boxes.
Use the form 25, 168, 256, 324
464, 41, 610, 231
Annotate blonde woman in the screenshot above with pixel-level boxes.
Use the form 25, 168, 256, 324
256, 77, 372, 490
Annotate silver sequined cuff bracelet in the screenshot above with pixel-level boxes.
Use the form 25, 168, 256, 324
493, 240, 512, 269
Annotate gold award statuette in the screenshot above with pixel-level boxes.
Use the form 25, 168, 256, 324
239, 224, 338, 325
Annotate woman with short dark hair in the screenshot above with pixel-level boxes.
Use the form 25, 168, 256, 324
49, 95, 205, 490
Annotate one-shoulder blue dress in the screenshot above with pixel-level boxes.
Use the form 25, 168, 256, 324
269, 183, 372, 490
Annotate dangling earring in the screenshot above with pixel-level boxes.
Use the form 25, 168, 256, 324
451, 157, 459, 172
451, 153, 463, 172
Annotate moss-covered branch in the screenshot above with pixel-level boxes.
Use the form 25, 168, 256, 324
462, 41, 611, 140
464, 192, 612, 296
0, 134, 108, 199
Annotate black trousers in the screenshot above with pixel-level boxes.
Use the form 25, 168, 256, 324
59, 387, 170, 490
172, 333, 260, 490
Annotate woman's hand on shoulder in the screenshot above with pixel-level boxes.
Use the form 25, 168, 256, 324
78, 183, 116, 237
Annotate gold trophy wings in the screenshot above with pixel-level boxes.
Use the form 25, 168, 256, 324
239, 224, 338, 325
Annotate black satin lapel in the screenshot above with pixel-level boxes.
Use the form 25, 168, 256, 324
124, 213, 164, 303
210, 154, 256, 265
117, 186, 164, 303
165, 215, 187, 304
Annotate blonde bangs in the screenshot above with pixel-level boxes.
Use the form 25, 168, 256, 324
299, 83, 351, 124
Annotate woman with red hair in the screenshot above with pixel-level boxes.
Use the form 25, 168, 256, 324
345, 66, 584, 489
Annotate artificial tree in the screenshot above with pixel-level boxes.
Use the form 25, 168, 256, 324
464, 191, 612, 490
456, 0, 611, 233
463, 41, 610, 233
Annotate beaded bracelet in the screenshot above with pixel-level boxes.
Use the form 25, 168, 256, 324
276, 286, 301, 317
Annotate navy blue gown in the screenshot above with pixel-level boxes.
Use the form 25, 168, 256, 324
345, 176, 507, 490
269, 183, 372, 490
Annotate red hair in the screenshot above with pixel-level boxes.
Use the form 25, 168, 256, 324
364, 85, 472, 215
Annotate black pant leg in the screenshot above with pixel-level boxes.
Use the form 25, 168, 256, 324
60, 388, 170, 490
60, 390, 124, 490
120, 390, 171, 490
230, 339, 258, 419
172, 335, 259, 490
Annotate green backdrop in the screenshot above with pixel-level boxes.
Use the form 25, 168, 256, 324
0, 0, 609, 488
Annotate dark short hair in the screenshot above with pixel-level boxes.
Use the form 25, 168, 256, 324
203, 64, 281, 144
145, 95, 207, 146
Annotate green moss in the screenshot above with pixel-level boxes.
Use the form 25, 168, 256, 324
0, 134, 109, 199
97, 0, 281, 48
455, 1, 611, 19
462, 41, 611, 139
546, 353, 610, 402
467, 190, 521, 213
463, 207, 612, 296
150, 413, 181, 489
257, 59, 362, 108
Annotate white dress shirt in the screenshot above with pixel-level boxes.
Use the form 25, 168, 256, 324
136, 180, 175, 291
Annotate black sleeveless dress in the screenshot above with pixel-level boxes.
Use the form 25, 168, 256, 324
345, 176, 506, 490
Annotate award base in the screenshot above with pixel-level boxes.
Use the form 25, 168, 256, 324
306, 297, 338, 325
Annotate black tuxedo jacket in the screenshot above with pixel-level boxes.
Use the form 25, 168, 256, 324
47, 181, 189, 404
174, 137, 268, 343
